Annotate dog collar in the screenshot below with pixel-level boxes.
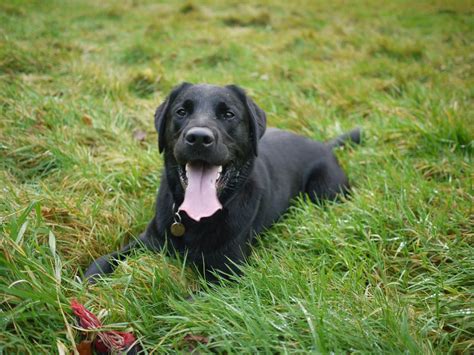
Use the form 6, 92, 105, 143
170, 203, 185, 237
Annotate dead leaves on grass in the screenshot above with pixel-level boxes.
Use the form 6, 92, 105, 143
183, 334, 209, 352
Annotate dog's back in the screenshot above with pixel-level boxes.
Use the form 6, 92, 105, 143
249, 128, 360, 232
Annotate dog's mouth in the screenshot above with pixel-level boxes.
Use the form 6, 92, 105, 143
177, 161, 232, 221
177, 163, 232, 192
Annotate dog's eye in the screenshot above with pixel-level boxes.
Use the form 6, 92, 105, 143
222, 111, 235, 120
176, 108, 187, 117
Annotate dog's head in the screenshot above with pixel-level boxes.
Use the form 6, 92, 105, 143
154, 83, 266, 221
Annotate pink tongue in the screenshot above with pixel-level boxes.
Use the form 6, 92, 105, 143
179, 163, 222, 221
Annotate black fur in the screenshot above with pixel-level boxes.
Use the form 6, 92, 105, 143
85, 83, 360, 281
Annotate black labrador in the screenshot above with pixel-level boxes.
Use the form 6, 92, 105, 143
85, 83, 360, 281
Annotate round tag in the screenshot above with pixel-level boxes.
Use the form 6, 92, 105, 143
171, 222, 185, 237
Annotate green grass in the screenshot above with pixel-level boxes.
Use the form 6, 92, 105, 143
1, 0, 473, 353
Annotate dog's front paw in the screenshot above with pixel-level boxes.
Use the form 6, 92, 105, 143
84, 254, 116, 283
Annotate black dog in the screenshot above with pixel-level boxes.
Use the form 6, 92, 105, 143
85, 83, 360, 281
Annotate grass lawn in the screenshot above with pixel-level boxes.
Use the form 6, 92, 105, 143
1, 0, 473, 353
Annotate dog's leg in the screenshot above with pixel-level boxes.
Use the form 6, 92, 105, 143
84, 232, 160, 282
304, 158, 350, 203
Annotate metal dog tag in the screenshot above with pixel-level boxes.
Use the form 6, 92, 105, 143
171, 222, 185, 237
171, 206, 185, 237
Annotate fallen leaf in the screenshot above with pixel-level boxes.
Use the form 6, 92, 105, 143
183, 333, 209, 350
76, 340, 93, 355
41, 206, 72, 222
82, 114, 93, 127
133, 129, 147, 142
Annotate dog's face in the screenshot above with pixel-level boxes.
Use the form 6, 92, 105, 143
155, 83, 266, 221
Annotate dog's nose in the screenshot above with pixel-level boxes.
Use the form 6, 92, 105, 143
185, 127, 215, 147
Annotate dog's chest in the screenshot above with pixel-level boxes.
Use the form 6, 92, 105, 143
168, 220, 230, 254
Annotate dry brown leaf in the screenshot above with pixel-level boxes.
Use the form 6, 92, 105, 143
76, 340, 93, 355
183, 333, 209, 351
41, 206, 72, 222
82, 114, 93, 127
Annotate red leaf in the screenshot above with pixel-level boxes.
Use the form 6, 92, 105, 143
71, 299, 101, 329
96, 331, 136, 352
71, 300, 137, 352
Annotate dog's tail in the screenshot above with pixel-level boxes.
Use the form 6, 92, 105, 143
327, 128, 361, 149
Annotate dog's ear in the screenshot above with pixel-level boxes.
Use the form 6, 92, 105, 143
155, 82, 192, 153
226, 85, 267, 156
